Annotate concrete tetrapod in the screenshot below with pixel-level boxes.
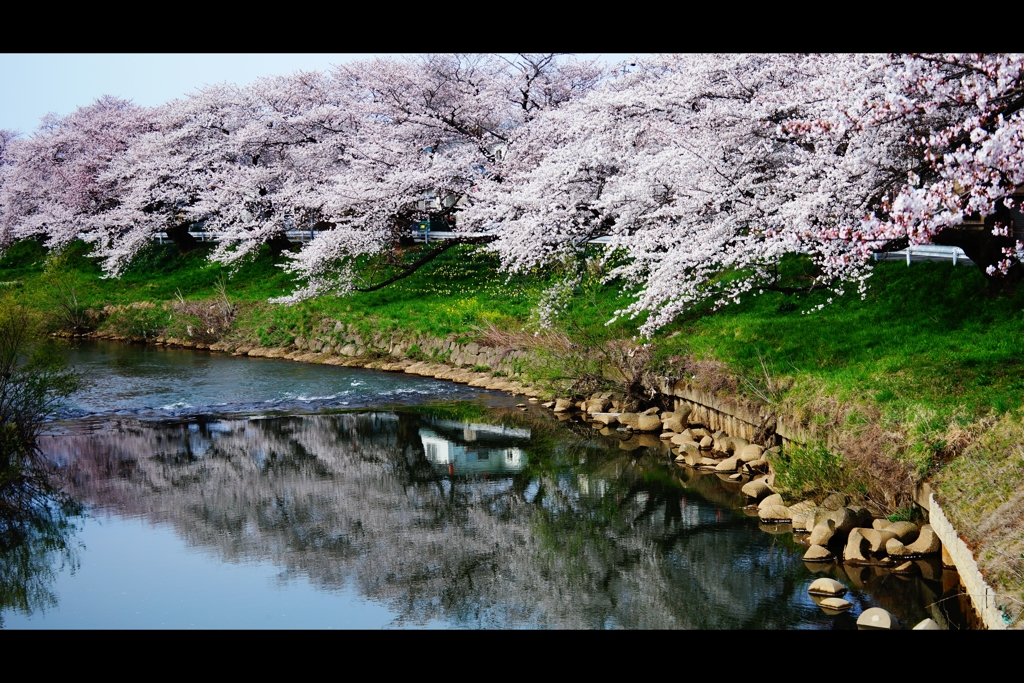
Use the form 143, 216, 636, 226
728, 436, 750, 454
818, 597, 854, 612
747, 457, 769, 473
789, 500, 818, 518
803, 544, 834, 562
861, 529, 898, 554
844, 529, 871, 564
808, 578, 847, 596
820, 493, 849, 510
715, 455, 742, 472
670, 433, 698, 447
758, 504, 791, 522
886, 521, 920, 543
808, 519, 837, 547
741, 478, 772, 500
553, 398, 575, 412
757, 493, 790, 522
886, 524, 941, 558
618, 413, 639, 428
791, 507, 820, 532
857, 607, 897, 630
737, 444, 763, 462
829, 507, 865, 535
662, 417, 685, 433
636, 413, 663, 432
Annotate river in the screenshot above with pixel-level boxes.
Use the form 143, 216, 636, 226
0, 340, 969, 629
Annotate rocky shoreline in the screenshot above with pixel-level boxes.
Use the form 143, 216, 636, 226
537, 395, 1007, 629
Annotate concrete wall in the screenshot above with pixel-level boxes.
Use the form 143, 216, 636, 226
929, 493, 1008, 630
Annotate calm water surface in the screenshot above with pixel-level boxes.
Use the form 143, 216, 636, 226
0, 340, 968, 629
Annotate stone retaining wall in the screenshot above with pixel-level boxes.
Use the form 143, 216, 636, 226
283, 324, 534, 380
648, 376, 838, 450
648, 373, 1002, 629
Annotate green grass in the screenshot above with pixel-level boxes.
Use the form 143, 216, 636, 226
933, 411, 1024, 627
0, 238, 547, 344
644, 256, 1024, 426
768, 441, 853, 499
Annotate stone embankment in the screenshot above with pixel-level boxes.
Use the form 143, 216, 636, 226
73, 327, 1005, 628
540, 392, 1008, 630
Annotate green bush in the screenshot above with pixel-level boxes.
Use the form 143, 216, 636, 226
104, 303, 166, 340
770, 442, 850, 499
0, 297, 80, 489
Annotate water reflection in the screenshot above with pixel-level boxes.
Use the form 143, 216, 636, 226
17, 408, 967, 629
0, 488, 80, 628
419, 418, 528, 476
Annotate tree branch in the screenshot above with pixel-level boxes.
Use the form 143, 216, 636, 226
352, 235, 496, 292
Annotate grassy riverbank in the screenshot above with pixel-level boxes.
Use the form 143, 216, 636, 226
2, 238, 1023, 624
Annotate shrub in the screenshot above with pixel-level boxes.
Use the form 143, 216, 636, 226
41, 252, 89, 333
769, 442, 849, 500
0, 297, 79, 494
104, 302, 166, 340
0, 297, 81, 627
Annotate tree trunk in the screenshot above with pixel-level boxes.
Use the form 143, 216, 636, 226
165, 223, 200, 253
266, 230, 294, 255
933, 199, 1024, 297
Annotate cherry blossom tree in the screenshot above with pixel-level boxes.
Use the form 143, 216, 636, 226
0, 96, 156, 256
467, 53, 1024, 335
5, 53, 1022, 331
465, 54, 892, 334
91, 83, 292, 275
844, 54, 1024, 292
0, 129, 16, 164
274, 53, 604, 300
85, 54, 602, 284
0, 130, 17, 239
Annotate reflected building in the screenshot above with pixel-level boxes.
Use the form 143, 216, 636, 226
419, 423, 526, 476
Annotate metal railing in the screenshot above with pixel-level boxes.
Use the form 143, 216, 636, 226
873, 244, 973, 266
155, 229, 320, 244
410, 230, 612, 245
154, 229, 976, 267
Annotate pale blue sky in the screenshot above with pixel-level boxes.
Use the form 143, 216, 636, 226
0, 54, 636, 136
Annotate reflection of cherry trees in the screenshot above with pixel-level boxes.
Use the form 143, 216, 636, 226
41, 413, 859, 627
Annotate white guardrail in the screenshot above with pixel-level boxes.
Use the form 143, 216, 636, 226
155, 230, 975, 266
413, 234, 975, 266
873, 244, 973, 266
412, 232, 616, 245
156, 230, 321, 244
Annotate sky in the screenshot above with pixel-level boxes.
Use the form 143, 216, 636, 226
0, 54, 638, 136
